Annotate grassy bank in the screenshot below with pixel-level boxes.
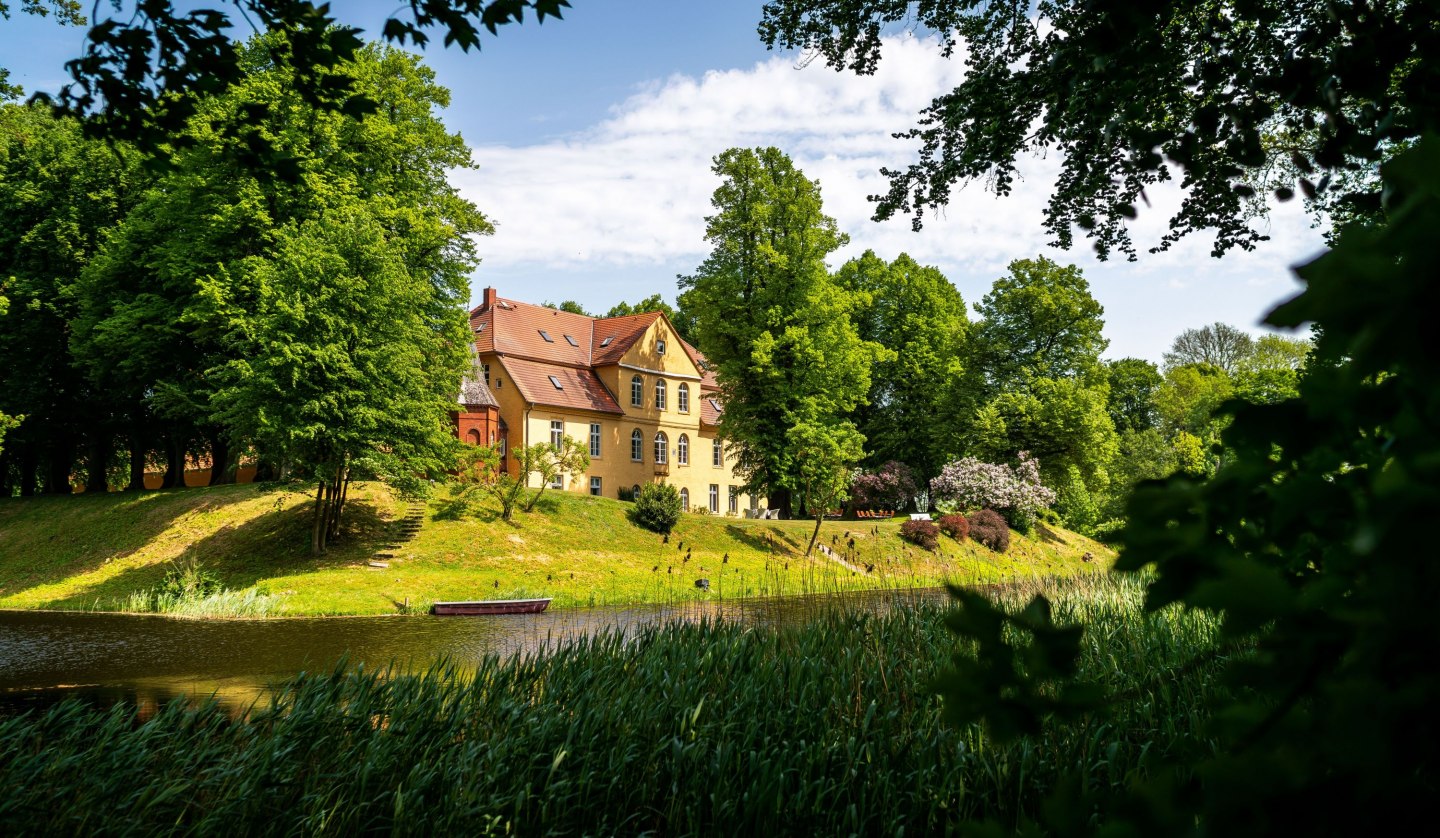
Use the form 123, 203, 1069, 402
0, 574, 1227, 833
0, 481, 1110, 616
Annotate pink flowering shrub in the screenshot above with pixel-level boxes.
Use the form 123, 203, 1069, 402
928, 452, 1056, 531
850, 460, 919, 512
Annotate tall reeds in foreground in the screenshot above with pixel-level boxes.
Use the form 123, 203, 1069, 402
0, 574, 1230, 833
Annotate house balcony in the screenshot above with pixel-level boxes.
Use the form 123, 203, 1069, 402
654, 463, 670, 477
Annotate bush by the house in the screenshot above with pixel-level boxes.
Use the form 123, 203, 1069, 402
929, 452, 1055, 532
850, 460, 919, 512
899, 519, 940, 551
938, 513, 969, 541
967, 509, 1010, 553
629, 483, 682, 533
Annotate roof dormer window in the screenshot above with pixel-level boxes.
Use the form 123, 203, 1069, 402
600, 336, 614, 347
564, 334, 579, 347
539, 330, 553, 342
548, 375, 564, 390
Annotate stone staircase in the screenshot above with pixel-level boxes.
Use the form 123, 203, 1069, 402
368, 502, 425, 568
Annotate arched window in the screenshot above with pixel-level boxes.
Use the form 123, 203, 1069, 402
466, 429, 481, 445
654, 431, 668, 464
631, 429, 644, 461
631, 375, 644, 407
680, 487, 690, 511
631, 484, 641, 499
677, 383, 689, 413
677, 434, 689, 465
654, 378, 667, 410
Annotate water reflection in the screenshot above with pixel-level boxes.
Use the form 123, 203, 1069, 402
0, 588, 949, 715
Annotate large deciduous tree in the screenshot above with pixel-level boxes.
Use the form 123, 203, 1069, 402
680, 147, 887, 517
760, 1, 1437, 257
970, 256, 1107, 392
837, 250, 968, 480
1162, 322, 1255, 374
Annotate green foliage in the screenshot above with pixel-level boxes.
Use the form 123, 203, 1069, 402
629, 482, 682, 534
760, 1, 1433, 257
679, 147, 889, 513
898, 519, 939, 551
542, 299, 591, 315
1162, 322, 1254, 373
970, 377, 1117, 496
836, 250, 968, 478
1053, 465, 1100, 536
157, 556, 223, 602
1104, 358, 1161, 434
937, 513, 968, 542
786, 419, 865, 555
971, 257, 1108, 390
18, 1, 570, 166
938, 137, 1440, 831
966, 509, 1009, 554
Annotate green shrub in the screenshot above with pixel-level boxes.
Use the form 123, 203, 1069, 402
967, 509, 1010, 553
899, 519, 940, 551
158, 556, 222, 601
938, 514, 969, 541
629, 483, 682, 533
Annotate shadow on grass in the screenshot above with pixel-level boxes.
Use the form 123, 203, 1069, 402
27, 495, 394, 610
1032, 522, 1066, 545
0, 482, 304, 602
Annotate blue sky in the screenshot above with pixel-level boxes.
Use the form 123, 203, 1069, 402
0, 2, 1327, 362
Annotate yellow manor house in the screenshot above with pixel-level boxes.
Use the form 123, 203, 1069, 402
460, 288, 759, 515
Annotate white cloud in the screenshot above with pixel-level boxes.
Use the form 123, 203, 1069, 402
454, 36, 1329, 362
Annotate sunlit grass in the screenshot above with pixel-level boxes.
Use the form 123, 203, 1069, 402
0, 482, 1112, 617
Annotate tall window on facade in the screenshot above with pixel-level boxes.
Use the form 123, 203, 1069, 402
677, 434, 689, 465
631, 375, 644, 407
677, 382, 689, 413
482, 363, 490, 385
712, 438, 722, 467
550, 420, 563, 450
708, 484, 719, 513
589, 423, 601, 458
654, 431, 668, 464
631, 429, 643, 461
654, 379, 667, 410
589, 477, 602, 496
680, 487, 689, 511
728, 486, 738, 514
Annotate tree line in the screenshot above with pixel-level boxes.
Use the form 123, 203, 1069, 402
0, 34, 487, 552
617, 146, 1310, 535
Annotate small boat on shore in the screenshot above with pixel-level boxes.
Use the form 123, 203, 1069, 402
430, 598, 552, 616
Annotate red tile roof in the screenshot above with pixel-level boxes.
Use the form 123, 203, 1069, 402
591, 312, 662, 365
700, 396, 722, 428
679, 337, 719, 391
499, 356, 623, 415
470, 298, 594, 367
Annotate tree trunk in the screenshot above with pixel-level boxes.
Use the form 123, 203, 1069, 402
767, 487, 792, 520
126, 416, 149, 491
45, 434, 74, 494
207, 430, 236, 486
19, 444, 37, 497
161, 430, 185, 489
311, 479, 328, 555
806, 515, 822, 557
253, 459, 276, 483
86, 430, 112, 494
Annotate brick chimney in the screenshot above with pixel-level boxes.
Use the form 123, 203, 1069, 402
482, 287, 497, 309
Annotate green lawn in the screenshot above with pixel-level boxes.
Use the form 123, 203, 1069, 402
0, 481, 1112, 616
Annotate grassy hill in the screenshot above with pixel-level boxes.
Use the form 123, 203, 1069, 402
0, 481, 1112, 617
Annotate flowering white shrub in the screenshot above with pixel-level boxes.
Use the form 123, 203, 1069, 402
928, 452, 1056, 529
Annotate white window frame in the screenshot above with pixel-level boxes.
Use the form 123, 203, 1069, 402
589, 423, 602, 458
654, 378, 667, 411
677, 382, 689, 413
589, 476, 602, 496
680, 487, 689, 511
708, 484, 719, 513
728, 486, 738, 514
631, 375, 644, 407
657, 339, 667, 355
654, 431, 668, 464
677, 433, 689, 465
631, 429, 644, 462
712, 438, 722, 467
550, 420, 563, 450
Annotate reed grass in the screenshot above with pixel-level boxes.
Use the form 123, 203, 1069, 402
0, 573, 1230, 833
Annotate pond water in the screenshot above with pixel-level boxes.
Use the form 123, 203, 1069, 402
0, 588, 950, 716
